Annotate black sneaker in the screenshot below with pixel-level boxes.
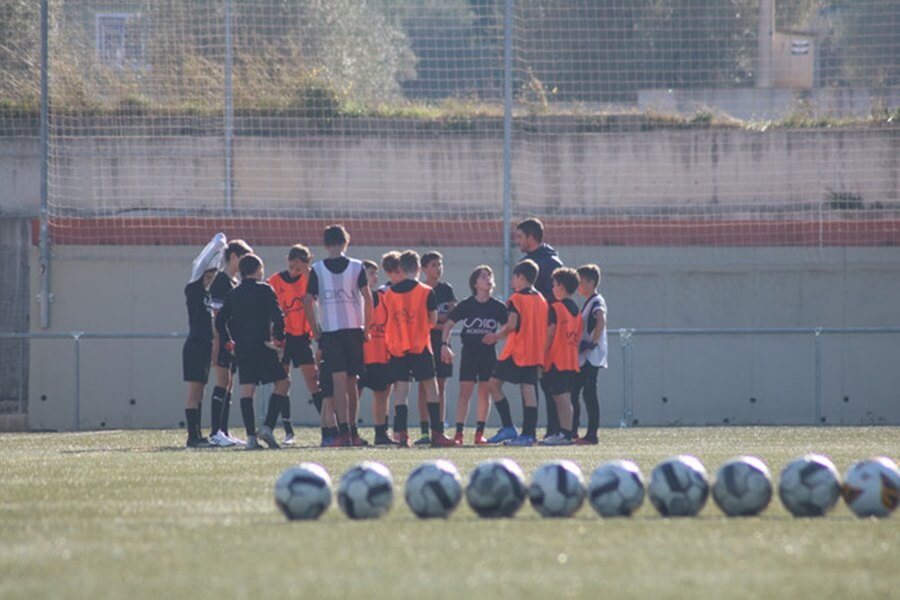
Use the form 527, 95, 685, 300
186, 437, 212, 448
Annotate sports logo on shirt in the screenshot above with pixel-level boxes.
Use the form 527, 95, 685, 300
461, 317, 499, 336
323, 289, 360, 304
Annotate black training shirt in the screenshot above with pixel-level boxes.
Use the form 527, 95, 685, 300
447, 295, 508, 346
209, 270, 237, 310
185, 279, 214, 342
215, 279, 285, 357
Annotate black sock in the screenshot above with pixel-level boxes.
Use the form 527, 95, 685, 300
394, 405, 408, 433
263, 394, 285, 429
195, 403, 203, 439
321, 427, 329, 440
375, 424, 388, 439
240, 397, 255, 437
476, 421, 486, 434
420, 421, 429, 436
544, 390, 559, 435
221, 391, 232, 434
571, 397, 581, 436
456, 422, 464, 435
338, 422, 350, 435
427, 403, 443, 433
328, 426, 339, 438
384, 415, 389, 429
494, 398, 514, 429
185, 408, 199, 441
523, 406, 538, 438
350, 424, 359, 438
210, 386, 226, 435
561, 428, 573, 440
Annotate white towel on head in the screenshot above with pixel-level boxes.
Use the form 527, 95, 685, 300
190, 233, 227, 283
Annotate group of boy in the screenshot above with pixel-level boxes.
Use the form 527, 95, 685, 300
181, 218, 607, 449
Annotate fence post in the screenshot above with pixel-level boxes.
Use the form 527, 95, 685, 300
224, 0, 234, 213
39, 0, 52, 329
814, 327, 823, 426
501, 0, 514, 299
73, 332, 83, 431
619, 329, 634, 427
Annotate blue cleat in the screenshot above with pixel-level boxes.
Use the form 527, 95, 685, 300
505, 434, 536, 447
486, 426, 518, 444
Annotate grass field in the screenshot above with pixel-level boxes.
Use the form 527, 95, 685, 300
1, 426, 898, 599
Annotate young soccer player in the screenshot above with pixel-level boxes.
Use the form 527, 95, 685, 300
539, 267, 583, 446
415, 251, 456, 445
182, 234, 227, 448
359, 258, 399, 446
571, 264, 608, 445
483, 259, 549, 446
208, 238, 253, 446
214, 254, 289, 450
302, 224, 373, 447
383, 250, 457, 448
267, 244, 318, 445
441, 265, 507, 445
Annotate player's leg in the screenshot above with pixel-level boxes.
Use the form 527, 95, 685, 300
415, 381, 430, 445
485, 373, 517, 443
391, 372, 411, 447
506, 380, 538, 446
185, 381, 209, 447
474, 381, 492, 444
576, 364, 600, 445
422, 374, 456, 447
347, 377, 369, 446
238, 381, 260, 449
541, 378, 559, 439
257, 373, 290, 449
453, 380, 475, 445
570, 370, 584, 440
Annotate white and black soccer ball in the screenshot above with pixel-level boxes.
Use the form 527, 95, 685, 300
588, 460, 646, 518
404, 460, 463, 519
337, 461, 394, 520
648, 455, 710, 517
528, 460, 586, 518
842, 456, 900, 518
465, 459, 527, 518
712, 456, 773, 517
274, 463, 333, 520
778, 454, 842, 517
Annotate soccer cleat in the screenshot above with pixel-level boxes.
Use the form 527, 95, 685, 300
245, 435, 263, 450
373, 434, 400, 447
431, 432, 461, 448
538, 433, 573, 446
453, 431, 465, 446
351, 434, 370, 447
486, 426, 518, 444
186, 437, 212, 448
222, 431, 245, 446
320, 435, 335, 448
573, 436, 599, 446
505, 434, 536, 447
473, 432, 489, 445
209, 431, 235, 448
256, 425, 280, 449
327, 432, 352, 448
394, 432, 412, 448
283, 433, 295, 446
414, 434, 431, 446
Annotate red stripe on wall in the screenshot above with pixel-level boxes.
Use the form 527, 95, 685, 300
32, 217, 900, 247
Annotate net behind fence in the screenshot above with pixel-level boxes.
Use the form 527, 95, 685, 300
4, 0, 900, 251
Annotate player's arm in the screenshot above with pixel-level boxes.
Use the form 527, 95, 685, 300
302, 294, 319, 340
485, 310, 516, 344
440, 318, 456, 363
544, 323, 556, 355
426, 288, 438, 327
214, 297, 234, 352
590, 307, 606, 345
361, 284, 374, 334
267, 287, 286, 342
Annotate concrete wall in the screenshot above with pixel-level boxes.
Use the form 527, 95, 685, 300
24, 126, 900, 215
0, 219, 30, 431
27, 245, 900, 431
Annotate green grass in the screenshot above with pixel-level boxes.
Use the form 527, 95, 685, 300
1, 427, 898, 599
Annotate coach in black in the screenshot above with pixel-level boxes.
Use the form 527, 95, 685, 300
514, 217, 564, 437
215, 254, 290, 450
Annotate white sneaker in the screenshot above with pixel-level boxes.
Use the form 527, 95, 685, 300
256, 425, 280, 449
245, 435, 263, 450
539, 433, 573, 446
209, 431, 235, 447
223, 431, 245, 446
283, 433, 295, 446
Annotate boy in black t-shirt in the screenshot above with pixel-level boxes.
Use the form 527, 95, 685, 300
416, 251, 456, 445
441, 265, 507, 445
215, 254, 289, 450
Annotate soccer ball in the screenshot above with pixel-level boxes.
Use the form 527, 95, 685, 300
465, 459, 527, 518
404, 460, 463, 519
712, 456, 773, 517
648, 455, 710, 517
274, 463, 332, 520
778, 454, 842, 517
528, 460, 586, 518
337, 461, 394, 520
588, 460, 646, 517
842, 457, 900, 518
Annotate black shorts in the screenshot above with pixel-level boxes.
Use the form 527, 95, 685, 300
542, 367, 577, 397
215, 344, 235, 369
459, 345, 497, 383
282, 334, 314, 368
359, 362, 392, 393
183, 338, 212, 383
318, 360, 334, 398
430, 330, 453, 379
237, 347, 287, 386
389, 351, 436, 383
318, 329, 365, 377
492, 357, 538, 386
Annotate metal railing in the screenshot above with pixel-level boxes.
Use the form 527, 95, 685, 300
3, 327, 900, 430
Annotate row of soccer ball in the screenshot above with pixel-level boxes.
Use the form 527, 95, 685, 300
274, 454, 900, 521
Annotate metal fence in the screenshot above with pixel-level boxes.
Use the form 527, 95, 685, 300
5, 326, 900, 430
